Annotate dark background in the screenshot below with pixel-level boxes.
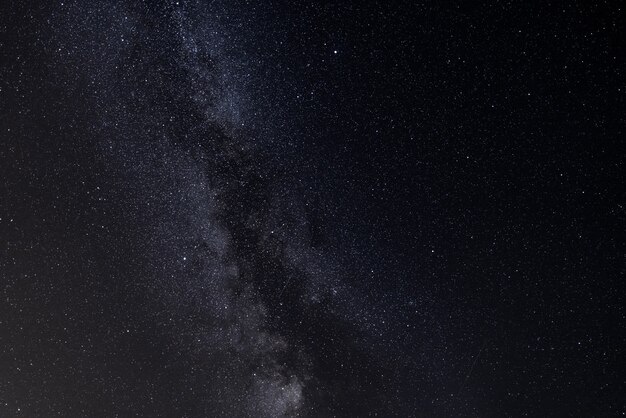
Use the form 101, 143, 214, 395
1, 0, 624, 416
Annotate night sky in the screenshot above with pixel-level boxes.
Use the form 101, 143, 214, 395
1, 1, 624, 416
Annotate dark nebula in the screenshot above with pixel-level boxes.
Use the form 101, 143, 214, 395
1, 1, 624, 416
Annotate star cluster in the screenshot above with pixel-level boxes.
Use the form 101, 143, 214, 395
1, 0, 624, 416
